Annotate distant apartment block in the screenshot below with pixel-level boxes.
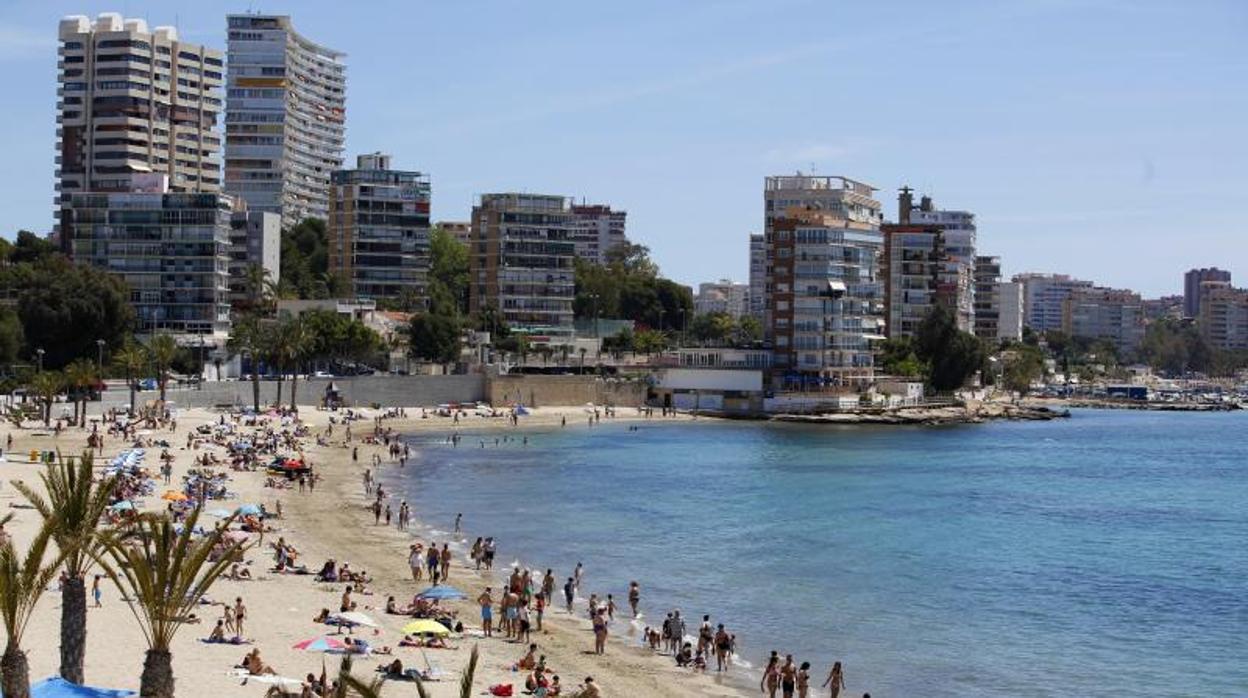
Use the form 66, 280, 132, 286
974, 255, 1002, 341
881, 189, 976, 338
328, 153, 431, 302
748, 233, 766, 320
1013, 273, 1094, 333
695, 279, 750, 318
996, 281, 1024, 341
55, 13, 224, 228
1198, 285, 1248, 350
765, 176, 884, 388
1142, 295, 1184, 322
1183, 267, 1231, 319
224, 14, 346, 228
469, 193, 576, 338
62, 187, 232, 336
228, 209, 281, 306
1061, 287, 1146, 354
436, 221, 472, 246
569, 204, 628, 265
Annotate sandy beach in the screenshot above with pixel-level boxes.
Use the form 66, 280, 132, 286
3, 403, 751, 697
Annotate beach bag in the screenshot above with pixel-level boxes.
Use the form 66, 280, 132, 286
489, 684, 513, 696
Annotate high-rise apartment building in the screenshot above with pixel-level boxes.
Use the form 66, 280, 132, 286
1061, 287, 1146, 354
764, 176, 884, 388
1013, 273, 1094, 333
224, 14, 346, 228
880, 188, 976, 338
62, 187, 232, 336
748, 233, 766, 321
436, 221, 472, 246
1183, 267, 1232, 319
1142, 295, 1184, 322
996, 281, 1024, 341
973, 255, 1002, 341
55, 13, 224, 229
1198, 285, 1248, 350
328, 153, 431, 302
227, 209, 281, 307
469, 194, 576, 338
694, 279, 750, 318
569, 204, 628, 265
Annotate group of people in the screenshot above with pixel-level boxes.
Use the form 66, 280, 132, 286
759, 654, 852, 698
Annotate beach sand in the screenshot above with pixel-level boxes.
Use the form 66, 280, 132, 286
3, 404, 750, 697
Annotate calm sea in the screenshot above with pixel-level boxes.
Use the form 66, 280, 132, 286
385, 410, 1248, 697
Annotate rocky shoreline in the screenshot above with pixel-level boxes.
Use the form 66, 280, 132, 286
768, 402, 1068, 426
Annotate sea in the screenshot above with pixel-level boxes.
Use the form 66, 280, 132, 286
383, 410, 1248, 697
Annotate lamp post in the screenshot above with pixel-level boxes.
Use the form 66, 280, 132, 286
35, 348, 45, 374
96, 339, 106, 375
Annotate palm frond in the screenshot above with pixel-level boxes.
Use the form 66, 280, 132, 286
12, 451, 117, 577
458, 644, 479, 698
0, 514, 66, 645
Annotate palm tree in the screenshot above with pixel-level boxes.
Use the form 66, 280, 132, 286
331, 654, 386, 697
242, 263, 279, 316
410, 644, 477, 698
0, 514, 65, 698
113, 342, 148, 415
228, 315, 269, 413
12, 452, 116, 684
281, 316, 310, 411
63, 359, 97, 428
96, 509, 242, 698
28, 371, 63, 427
146, 334, 179, 404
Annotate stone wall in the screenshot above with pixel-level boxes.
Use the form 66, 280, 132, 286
486, 374, 648, 408
101, 375, 487, 410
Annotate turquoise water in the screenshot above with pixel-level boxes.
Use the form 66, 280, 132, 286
387, 410, 1248, 697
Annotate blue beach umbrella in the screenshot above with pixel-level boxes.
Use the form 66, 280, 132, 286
416, 584, 466, 601
4, 677, 137, 698
206, 508, 234, 518
108, 501, 135, 511
235, 504, 263, 516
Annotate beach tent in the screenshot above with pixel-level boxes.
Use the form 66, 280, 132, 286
1, 677, 136, 698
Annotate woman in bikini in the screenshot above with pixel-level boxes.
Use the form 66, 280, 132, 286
822, 661, 845, 698
760, 652, 780, 698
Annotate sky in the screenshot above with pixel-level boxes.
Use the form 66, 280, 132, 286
2, 0, 1246, 297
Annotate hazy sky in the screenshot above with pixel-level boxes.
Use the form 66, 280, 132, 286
3, 0, 1245, 296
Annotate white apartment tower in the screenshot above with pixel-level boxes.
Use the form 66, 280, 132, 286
225, 14, 346, 228
55, 13, 224, 223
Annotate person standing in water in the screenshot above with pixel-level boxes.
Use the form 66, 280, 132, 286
454, 513, 462, 533
822, 661, 845, 698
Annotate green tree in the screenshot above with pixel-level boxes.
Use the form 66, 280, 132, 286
1001, 345, 1046, 394
735, 315, 762, 345
5, 257, 133, 369
278, 218, 330, 299
9, 231, 58, 265
1140, 318, 1212, 375
146, 334, 178, 403
914, 306, 985, 391
0, 309, 23, 367
634, 329, 668, 356
112, 342, 148, 414
409, 314, 462, 365
62, 359, 97, 427
428, 226, 469, 317
227, 315, 269, 412
0, 514, 64, 698
29, 371, 63, 427
241, 263, 279, 316
13, 452, 116, 684
96, 510, 242, 698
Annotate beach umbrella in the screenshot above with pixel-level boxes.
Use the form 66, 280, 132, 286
400, 619, 451, 636
235, 504, 263, 516
206, 508, 234, 518
160, 491, 188, 502
415, 585, 466, 601
292, 636, 349, 652
327, 611, 378, 628
108, 501, 135, 511
24, 677, 135, 698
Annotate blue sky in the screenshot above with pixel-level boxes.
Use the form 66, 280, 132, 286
2, 0, 1245, 297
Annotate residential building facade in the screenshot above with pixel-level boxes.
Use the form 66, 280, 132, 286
1013, 272, 1094, 333
1061, 287, 1146, 354
224, 14, 346, 228
880, 188, 976, 337
55, 13, 224, 228
569, 204, 628, 265
1198, 285, 1248, 350
436, 221, 471, 246
694, 279, 750, 318
469, 193, 576, 339
748, 232, 766, 321
973, 255, 1002, 341
765, 177, 884, 389
227, 209, 281, 306
996, 281, 1024, 341
1142, 295, 1184, 322
62, 189, 232, 336
328, 153, 431, 302
1183, 267, 1232, 318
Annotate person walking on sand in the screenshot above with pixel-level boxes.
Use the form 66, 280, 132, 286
761, 652, 780, 698
234, 597, 248, 638
408, 544, 423, 582
592, 609, 609, 655
478, 588, 494, 637
797, 662, 812, 698
426, 544, 440, 583
92, 574, 102, 607
714, 624, 731, 672
439, 543, 452, 581
822, 661, 845, 698
471, 537, 483, 570
628, 581, 640, 618
563, 577, 575, 613
780, 655, 797, 698
542, 569, 556, 604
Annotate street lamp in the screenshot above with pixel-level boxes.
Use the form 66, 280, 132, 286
35, 348, 44, 374
96, 339, 106, 375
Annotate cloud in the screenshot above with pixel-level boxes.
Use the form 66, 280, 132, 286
0, 23, 54, 61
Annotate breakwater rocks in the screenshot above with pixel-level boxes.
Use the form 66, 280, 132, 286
770, 403, 1069, 426
1062, 400, 1240, 412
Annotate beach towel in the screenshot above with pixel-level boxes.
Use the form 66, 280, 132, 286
488, 685, 513, 697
